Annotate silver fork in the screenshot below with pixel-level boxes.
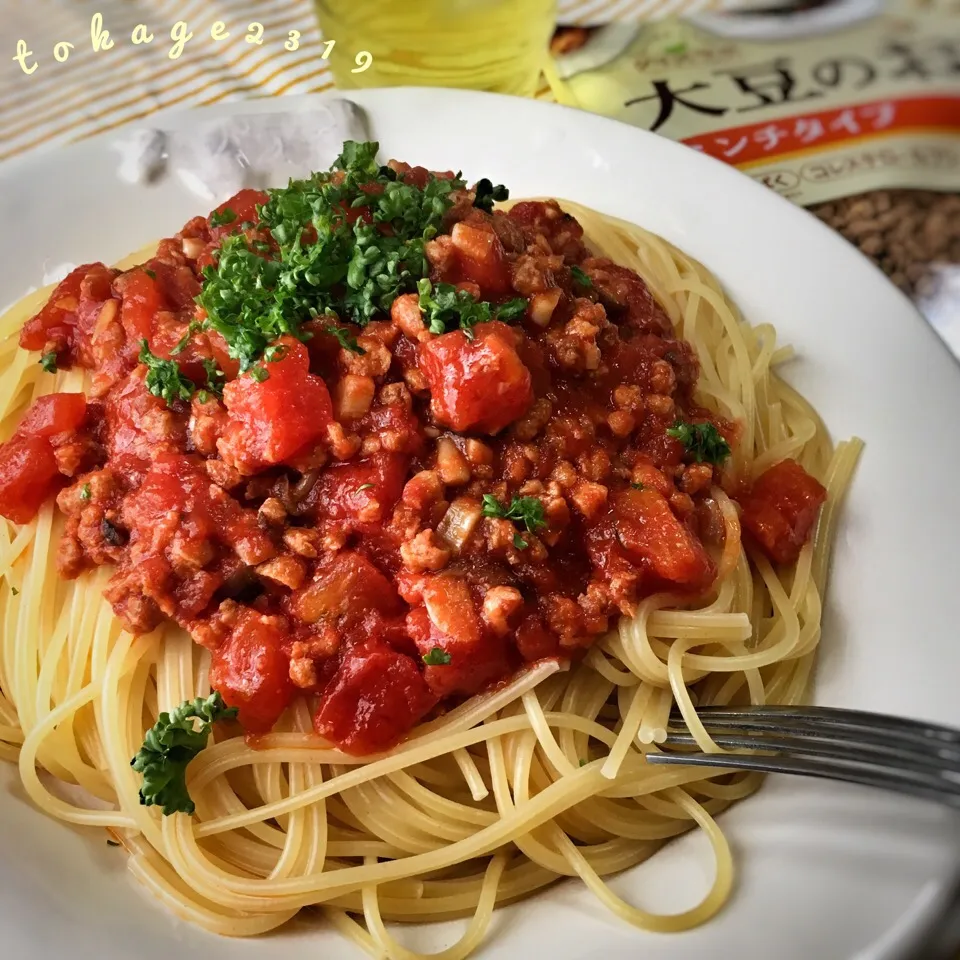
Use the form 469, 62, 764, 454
644, 705, 960, 808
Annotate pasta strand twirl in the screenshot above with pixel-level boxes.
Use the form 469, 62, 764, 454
0, 202, 859, 957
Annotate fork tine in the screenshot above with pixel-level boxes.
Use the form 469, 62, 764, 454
644, 751, 960, 809
655, 705, 960, 808
662, 730, 960, 788
666, 719, 960, 774
672, 710, 960, 767
691, 705, 960, 746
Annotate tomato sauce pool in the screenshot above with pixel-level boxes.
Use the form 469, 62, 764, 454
0, 150, 826, 755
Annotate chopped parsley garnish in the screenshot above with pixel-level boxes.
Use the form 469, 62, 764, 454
11, 587, 18, 596
209, 207, 237, 228
196, 140, 490, 371
630, 482, 645, 491
39, 351, 58, 373
325, 323, 365, 355
201, 358, 225, 398
570, 265, 593, 289
144, 269, 156, 280
195, 236, 293, 373
473, 178, 509, 213
262, 343, 286, 363
418, 279, 488, 338
80, 482, 92, 501
335, 139, 381, 177
130, 692, 237, 816
418, 279, 526, 339
106, 839, 120, 847
481, 495, 547, 548
495, 298, 528, 321
248, 365, 269, 383
422, 647, 452, 666
666, 420, 731, 466
138, 340, 195, 406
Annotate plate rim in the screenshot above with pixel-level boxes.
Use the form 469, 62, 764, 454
1, 85, 958, 960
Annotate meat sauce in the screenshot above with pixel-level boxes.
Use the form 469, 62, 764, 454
0, 162, 826, 755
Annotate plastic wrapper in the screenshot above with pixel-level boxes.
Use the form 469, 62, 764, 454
547, 0, 960, 352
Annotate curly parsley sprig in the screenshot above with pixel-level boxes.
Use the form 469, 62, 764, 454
130, 692, 238, 816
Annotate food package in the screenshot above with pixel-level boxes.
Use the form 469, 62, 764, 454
547, 0, 960, 349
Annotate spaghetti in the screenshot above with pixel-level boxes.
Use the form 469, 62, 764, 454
0, 166, 859, 958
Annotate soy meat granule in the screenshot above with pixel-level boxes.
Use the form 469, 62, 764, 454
811, 191, 960, 301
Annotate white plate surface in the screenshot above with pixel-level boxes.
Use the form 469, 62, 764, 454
1, 88, 959, 960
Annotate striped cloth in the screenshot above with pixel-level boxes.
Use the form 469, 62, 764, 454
1, 0, 735, 164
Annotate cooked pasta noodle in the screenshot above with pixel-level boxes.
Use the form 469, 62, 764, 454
0, 202, 860, 956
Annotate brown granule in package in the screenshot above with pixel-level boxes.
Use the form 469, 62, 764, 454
811, 191, 960, 301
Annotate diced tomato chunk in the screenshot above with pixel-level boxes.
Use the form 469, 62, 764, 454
419, 322, 533, 434
19, 264, 118, 365
210, 608, 294, 732
613, 487, 716, 589
115, 268, 161, 344
219, 336, 333, 474
423, 575, 480, 642
71, 266, 124, 372
19, 265, 93, 352
0, 437, 58, 524
450, 221, 511, 295
208, 189, 268, 239
292, 550, 401, 625
405, 576, 509, 698
19, 393, 87, 437
739, 459, 827, 565
0, 393, 87, 523
304, 453, 408, 526
314, 643, 437, 754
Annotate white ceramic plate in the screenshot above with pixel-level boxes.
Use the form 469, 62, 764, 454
1, 88, 959, 960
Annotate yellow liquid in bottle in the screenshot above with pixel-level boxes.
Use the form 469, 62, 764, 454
315, 0, 557, 97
